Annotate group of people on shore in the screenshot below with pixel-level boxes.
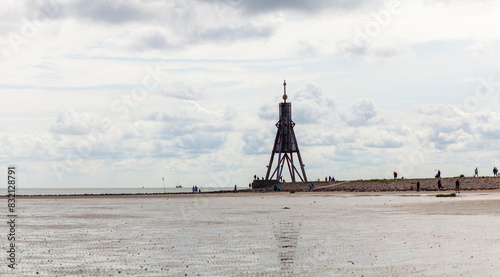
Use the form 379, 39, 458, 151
413, 178, 460, 193
435, 179, 460, 193
471, 167, 500, 178
325, 176, 335, 181
192, 186, 200, 193
395, 167, 500, 180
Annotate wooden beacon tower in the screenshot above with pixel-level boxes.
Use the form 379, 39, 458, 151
265, 81, 308, 183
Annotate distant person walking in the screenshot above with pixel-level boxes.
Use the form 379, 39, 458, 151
393, 171, 398, 179
437, 179, 442, 191
234, 185, 237, 192
474, 167, 479, 177
192, 186, 196, 194
435, 170, 441, 178
493, 167, 498, 177
308, 183, 314, 191
455, 179, 460, 193
416, 181, 420, 192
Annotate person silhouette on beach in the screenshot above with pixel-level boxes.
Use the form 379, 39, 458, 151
393, 171, 397, 179
437, 179, 442, 191
416, 181, 420, 192
455, 179, 460, 193
474, 167, 478, 177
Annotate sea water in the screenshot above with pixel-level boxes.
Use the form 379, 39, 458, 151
15, 187, 233, 196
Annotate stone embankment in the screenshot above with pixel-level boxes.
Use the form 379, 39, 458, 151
253, 177, 500, 192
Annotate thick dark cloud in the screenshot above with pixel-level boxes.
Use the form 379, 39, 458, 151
194, 25, 275, 43
112, 23, 276, 51
67, 0, 277, 51
202, 0, 370, 14
65, 0, 151, 24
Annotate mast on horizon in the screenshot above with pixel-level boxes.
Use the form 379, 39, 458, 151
265, 80, 308, 183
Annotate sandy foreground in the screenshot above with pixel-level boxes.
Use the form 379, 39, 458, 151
2, 191, 500, 276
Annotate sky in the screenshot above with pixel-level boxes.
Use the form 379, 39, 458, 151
2, 0, 500, 188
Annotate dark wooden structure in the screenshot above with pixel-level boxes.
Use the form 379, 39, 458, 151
265, 81, 308, 182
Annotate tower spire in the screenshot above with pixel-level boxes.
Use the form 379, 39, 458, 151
283, 80, 287, 102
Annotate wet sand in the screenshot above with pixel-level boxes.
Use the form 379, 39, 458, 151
2, 191, 500, 276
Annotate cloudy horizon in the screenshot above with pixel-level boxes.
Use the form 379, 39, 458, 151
2, 0, 500, 188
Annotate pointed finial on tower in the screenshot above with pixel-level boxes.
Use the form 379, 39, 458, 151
283, 80, 287, 102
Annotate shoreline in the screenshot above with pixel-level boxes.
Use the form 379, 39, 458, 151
5, 188, 500, 199
5, 176, 500, 198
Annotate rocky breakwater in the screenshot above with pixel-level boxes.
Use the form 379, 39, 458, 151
253, 177, 500, 192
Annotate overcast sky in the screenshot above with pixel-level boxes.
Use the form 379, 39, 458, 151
3, 0, 500, 188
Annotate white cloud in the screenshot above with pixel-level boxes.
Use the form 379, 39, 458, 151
50, 110, 98, 135
0, 131, 57, 160
292, 82, 336, 124
465, 41, 497, 57
362, 126, 408, 148
341, 98, 381, 126
413, 104, 500, 152
157, 81, 205, 100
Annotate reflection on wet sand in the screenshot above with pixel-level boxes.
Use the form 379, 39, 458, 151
274, 221, 300, 273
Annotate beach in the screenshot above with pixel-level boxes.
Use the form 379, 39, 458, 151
2, 190, 500, 276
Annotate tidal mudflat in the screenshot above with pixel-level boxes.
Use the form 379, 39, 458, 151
3, 192, 500, 276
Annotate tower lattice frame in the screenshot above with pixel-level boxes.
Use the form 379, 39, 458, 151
265, 81, 308, 183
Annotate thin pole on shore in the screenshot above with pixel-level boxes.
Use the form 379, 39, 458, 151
162, 177, 166, 193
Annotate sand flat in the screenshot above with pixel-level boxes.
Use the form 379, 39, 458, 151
2, 192, 500, 276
